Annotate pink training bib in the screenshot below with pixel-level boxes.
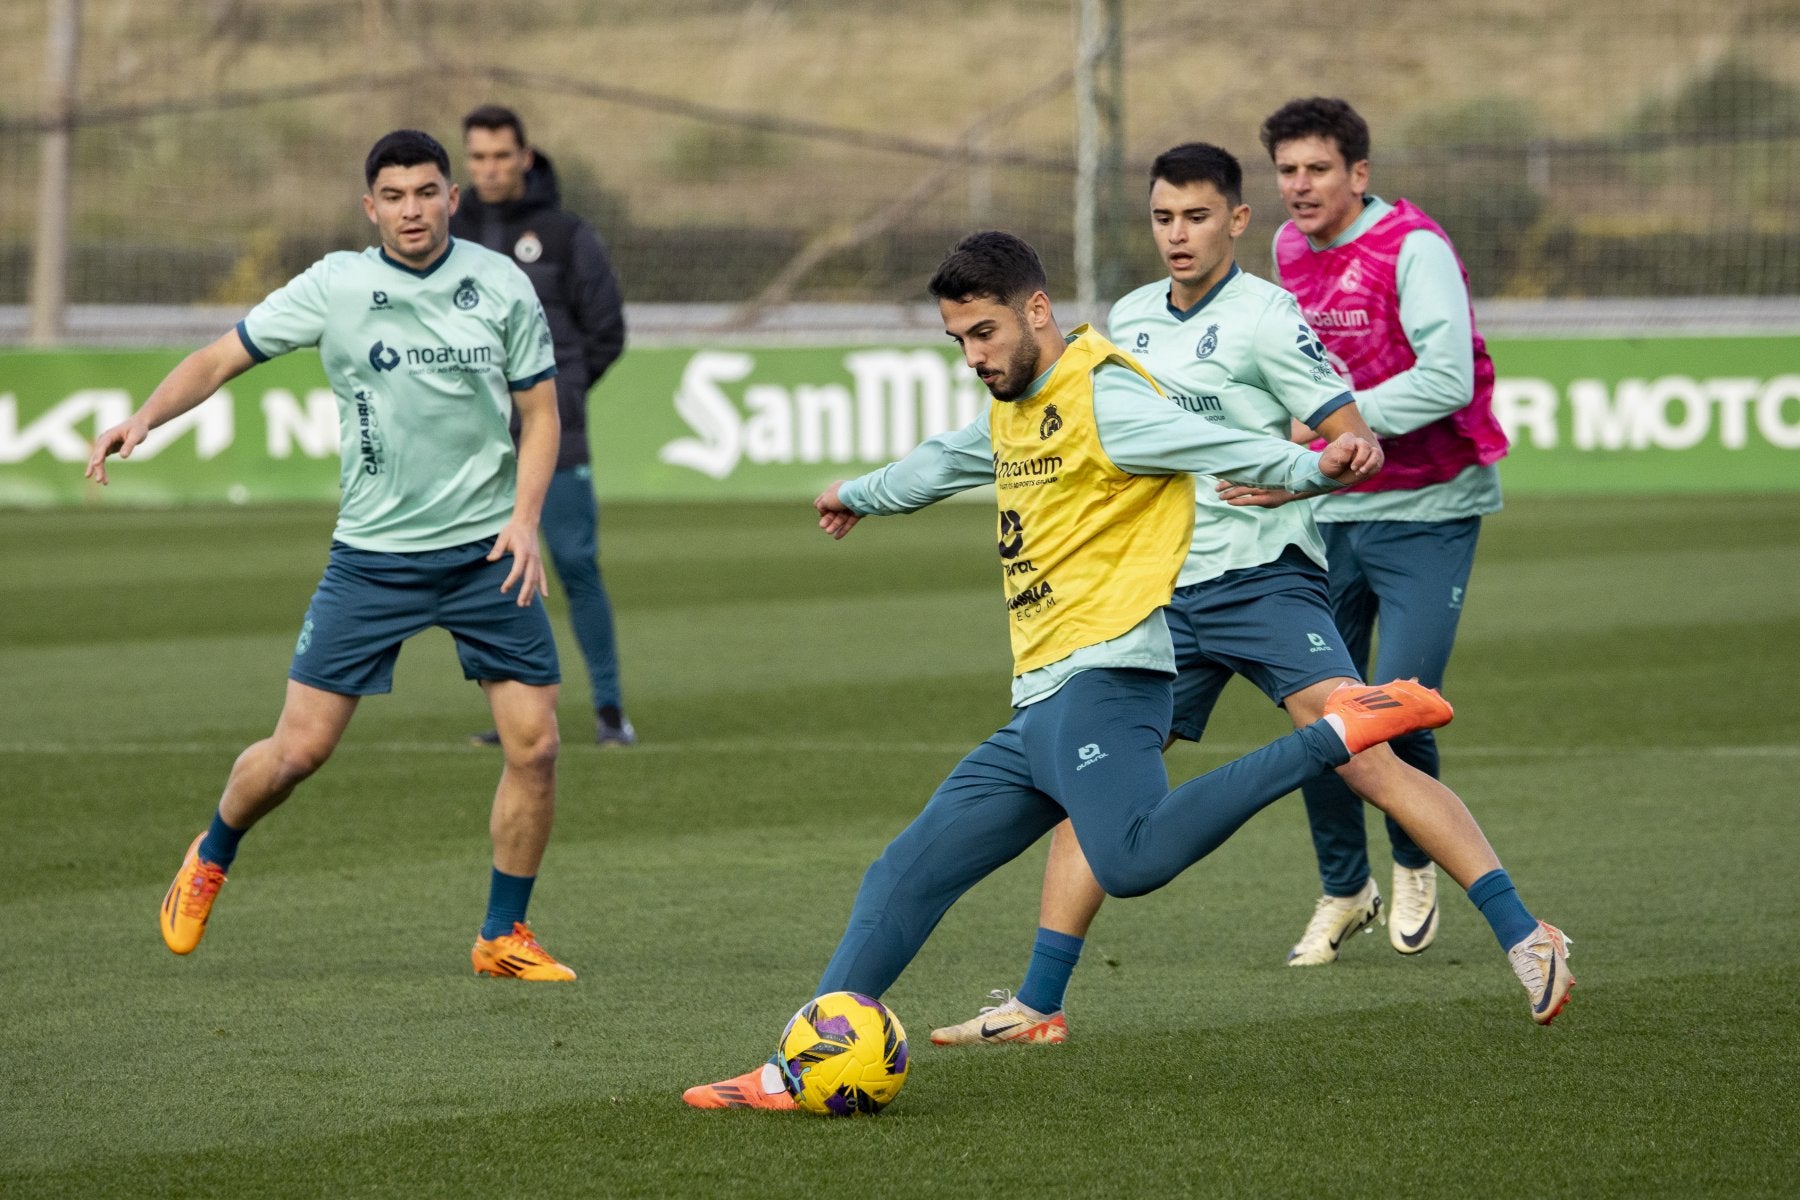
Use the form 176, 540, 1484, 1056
1276, 199, 1507, 492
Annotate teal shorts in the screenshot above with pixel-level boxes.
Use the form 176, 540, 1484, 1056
289, 538, 560, 696
1167, 547, 1359, 743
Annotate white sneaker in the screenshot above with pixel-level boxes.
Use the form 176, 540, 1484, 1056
1287, 879, 1383, 965
1389, 863, 1440, 954
929, 989, 1068, 1046
1508, 921, 1574, 1025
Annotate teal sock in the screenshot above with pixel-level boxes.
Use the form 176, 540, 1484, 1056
1016, 928, 1084, 1014
481, 869, 536, 940
1467, 868, 1537, 949
197, 809, 246, 872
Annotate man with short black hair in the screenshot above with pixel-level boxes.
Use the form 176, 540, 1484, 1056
88, 128, 578, 981
456, 104, 635, 747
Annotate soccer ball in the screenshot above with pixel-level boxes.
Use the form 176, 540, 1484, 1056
776, 991, 910, 1116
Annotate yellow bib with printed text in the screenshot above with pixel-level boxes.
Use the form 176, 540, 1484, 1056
991, 326, 1196, 676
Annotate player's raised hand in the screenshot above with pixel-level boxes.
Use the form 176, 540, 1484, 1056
1317, 431, 1382, 486
489, 521, 548, 606
85, 416, 152, 485
814, 482, 862, 540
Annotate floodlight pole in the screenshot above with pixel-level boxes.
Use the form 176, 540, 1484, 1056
1072, 0, 1124, 324
30, 0, 82, 346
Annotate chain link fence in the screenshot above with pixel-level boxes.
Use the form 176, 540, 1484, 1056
2, 0, 1798, 326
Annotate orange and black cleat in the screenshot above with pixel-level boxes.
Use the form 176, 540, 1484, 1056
1323, 679, 1454, 755
471, 921, 577, 981
682, 1062, 798, 1111
160, 834, 227, 955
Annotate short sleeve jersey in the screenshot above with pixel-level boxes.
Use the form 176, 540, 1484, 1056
1106, 265, 1352, 586
237, 239, 557, 552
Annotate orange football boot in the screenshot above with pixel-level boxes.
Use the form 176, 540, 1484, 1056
1324, 679, 1454, 755
160, 833, 227, 955
682, 1062, 798, 1111
471, 921, 577, 981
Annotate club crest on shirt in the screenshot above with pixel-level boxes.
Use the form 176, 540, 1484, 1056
370, 290, 390, 310
1039, 403, 1063, 440
514, 232, 543, 264
454, 276, 480, 310
1338, 258, 1364, 294
1196, 324, 1219, 359
1134, 332, 1150, 351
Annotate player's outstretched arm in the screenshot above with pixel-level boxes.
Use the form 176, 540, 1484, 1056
814, 482, 863, 540
1217, 432, 1380, 508
490, 378, 559, 606
823, 411, 994, 532
85, 332, 255, 485
1220, 406, 1384, 508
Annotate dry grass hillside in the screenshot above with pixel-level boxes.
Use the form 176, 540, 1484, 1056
2, 0, 1796, 300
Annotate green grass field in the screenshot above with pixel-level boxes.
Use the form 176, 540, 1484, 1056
4, 496, 1798, 1197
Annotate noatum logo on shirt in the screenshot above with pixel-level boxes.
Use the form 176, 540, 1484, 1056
367, 340, 495, 374
992, 452, 1063, 479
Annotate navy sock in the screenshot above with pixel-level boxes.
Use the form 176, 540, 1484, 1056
481, 869, 536, 940
1016, 928, 1084, 1015
1466, 868, 1538, 949
197, 809, 247, 872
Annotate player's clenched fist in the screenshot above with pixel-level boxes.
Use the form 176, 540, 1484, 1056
1317, 431, 1382, 486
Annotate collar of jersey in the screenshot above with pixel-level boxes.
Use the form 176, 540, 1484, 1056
1164, 262, 1239, 322
1310, 195, 1392, 252
378, 238, 458, 279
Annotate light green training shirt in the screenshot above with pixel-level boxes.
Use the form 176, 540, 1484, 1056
838, 354, 1338, 706
237, 238, 557, 552
1107, 264, 1353, 587
1273, 196, 1502, 523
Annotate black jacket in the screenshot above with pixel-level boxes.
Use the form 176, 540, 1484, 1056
451, 151, 626, 470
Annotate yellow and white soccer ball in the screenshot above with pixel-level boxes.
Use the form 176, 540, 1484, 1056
776, 991, 910, 1116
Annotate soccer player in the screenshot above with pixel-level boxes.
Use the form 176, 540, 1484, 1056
928, 144, 1571, 1049
1251, 97, 1519, 973
86, 130, 578, 981
681, 231, 1453, 1110
454, 104, 636, 748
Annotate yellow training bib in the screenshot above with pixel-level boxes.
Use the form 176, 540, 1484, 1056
990, 326, 1196, 675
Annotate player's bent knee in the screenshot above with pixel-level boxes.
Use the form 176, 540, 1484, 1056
1086, 858, 1161, 900
1336, 742, 1401, 786
271, 739, 334, 785
503, 729, 560, 772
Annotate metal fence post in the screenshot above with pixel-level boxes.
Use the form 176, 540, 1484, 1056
29, 0, 82, 347
1073, 0, 1124, 322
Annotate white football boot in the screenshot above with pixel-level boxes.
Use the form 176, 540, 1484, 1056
1388, 863, 1440, 954
929, 989, 1067, 1046
1508, 921, 1574, 1025
1286, 878, 1383, 965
